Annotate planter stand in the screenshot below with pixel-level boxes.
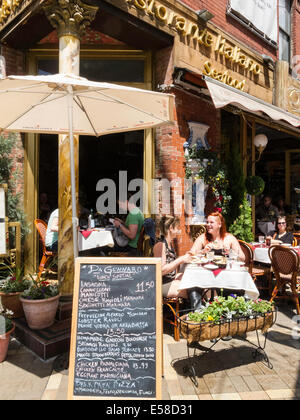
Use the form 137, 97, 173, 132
176, 309, 277, 388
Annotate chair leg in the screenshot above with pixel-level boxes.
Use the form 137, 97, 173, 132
38, 254, 49, 279
270, 284, 279, 304
173, 300, 180, 342
291, 284, 300, 315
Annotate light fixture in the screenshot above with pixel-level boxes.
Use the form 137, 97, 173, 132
253, 134, 268, 162
262, 54, 275, 67
196, 9, 214, 23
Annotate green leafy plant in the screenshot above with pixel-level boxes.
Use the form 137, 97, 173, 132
228, 197, 254, 242
0, 263, 31, 293
185, 146, 231, 215
21, 279, 59, 300
0, 132, 30, 238
0, 308, 14, 334
188, 295, 273, 323
245, 176, 265, 196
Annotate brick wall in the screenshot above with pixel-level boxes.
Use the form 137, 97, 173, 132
180, 0, 277, 59
292, 0, 300, 59
1, 45, 25, 76
154, 46, 221, 254
1, 45, 25, 205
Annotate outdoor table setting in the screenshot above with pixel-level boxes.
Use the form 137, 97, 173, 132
78, 227, 114, 252
178, 255, 260, 300
251, 241, 300, 265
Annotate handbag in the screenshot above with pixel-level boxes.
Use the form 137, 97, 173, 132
112, 226, 129, 247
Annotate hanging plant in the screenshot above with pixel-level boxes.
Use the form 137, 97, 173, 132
245, 176, 265, 196
185, 146, 231, 215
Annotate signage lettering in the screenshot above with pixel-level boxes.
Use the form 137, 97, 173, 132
124, 0, 262, 90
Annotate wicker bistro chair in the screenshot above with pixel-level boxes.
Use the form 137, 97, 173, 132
34, 219, 57, 279
268, 245, 300, 315
238, 240, 273, 296
163, 297, 181, 342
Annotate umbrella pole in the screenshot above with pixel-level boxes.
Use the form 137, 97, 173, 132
67, 86, 78, 260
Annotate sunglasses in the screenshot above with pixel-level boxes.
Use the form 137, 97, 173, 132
278, 222, 286, 225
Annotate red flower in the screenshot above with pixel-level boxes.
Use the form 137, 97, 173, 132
10, 276, 16, 282
213, 207, 222, 213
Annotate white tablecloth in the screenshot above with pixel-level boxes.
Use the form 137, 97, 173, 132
178, 265, 259, 300
253, 245, 300, 265
78, 229, 114, 251
253, 247, 271, 264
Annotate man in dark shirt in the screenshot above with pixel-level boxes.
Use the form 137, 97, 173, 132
256, 195, 279, 221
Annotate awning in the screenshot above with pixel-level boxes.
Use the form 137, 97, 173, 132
203, 75, 300, 128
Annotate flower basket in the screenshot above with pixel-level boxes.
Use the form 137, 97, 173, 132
179, 311, 276, 345
0, 292, 24, 318
0, 323, 15, 363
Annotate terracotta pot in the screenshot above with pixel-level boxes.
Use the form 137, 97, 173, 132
0, 291, 24, 318
0, 324, 15, 363
20, 294, 61, 330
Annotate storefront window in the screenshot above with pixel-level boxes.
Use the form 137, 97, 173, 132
278, 0, 291, 63
38, 59, 144, 83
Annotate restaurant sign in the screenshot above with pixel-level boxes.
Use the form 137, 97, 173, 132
124, 0, 261, 91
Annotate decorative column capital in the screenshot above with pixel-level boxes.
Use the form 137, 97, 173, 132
43, 0, 98, 39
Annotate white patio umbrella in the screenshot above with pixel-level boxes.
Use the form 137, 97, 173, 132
0, 73, 175, 258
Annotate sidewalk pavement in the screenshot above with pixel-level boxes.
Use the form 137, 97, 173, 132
0, 303, 299, 400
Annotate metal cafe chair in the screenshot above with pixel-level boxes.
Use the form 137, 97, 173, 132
268, 245, 300, 315
238, 240, 273, 296
34, 219, 57, 279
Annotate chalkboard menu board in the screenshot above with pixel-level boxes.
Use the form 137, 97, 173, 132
68, 257, 162, 400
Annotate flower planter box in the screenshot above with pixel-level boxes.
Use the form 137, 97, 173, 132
179, 311, 276, 345
0, 292, 24, 318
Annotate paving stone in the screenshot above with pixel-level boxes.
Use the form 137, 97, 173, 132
254, 375, 290, 391
197, 394, 213, 400
212, 393, 241, 400
204, 377, 236, 395
229, 376, 250, 393
265, 389, 296, 400
242, 375, 263, 392
239, 391, 270, 400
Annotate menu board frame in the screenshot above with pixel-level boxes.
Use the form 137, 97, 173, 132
68, 257, 162, 400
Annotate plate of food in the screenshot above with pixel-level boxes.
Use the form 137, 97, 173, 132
204, 263, 219, 270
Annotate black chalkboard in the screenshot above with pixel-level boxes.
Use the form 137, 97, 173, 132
68, 257, 162, 400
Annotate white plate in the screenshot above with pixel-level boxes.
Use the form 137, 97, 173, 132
251, 242, 261, 246
282, 243, 292, 247
204, 263, 219, 270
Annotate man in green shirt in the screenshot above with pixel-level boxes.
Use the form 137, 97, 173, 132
113, 196, 144, 255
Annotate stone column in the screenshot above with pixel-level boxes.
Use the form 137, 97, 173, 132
43, 0, 98, 298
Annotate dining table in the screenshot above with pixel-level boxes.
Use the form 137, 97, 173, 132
78, 227, 114, 252
178, 264, 260, 300
251, 243, 300, 265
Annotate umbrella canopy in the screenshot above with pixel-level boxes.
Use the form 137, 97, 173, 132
0, 73, 175, 135
0, 73, 175, 259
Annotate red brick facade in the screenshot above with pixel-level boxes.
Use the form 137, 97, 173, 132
181, 0, 277, 59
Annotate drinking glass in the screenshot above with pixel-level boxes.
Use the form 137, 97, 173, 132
207, 250, 215, 262
258, 236, 265, 247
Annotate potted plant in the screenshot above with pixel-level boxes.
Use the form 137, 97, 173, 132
0, 308, 15, 363
245, 176, 265, 196
0, 264, 31, 318
179, 295, 275, 344
20, 279, 60, 330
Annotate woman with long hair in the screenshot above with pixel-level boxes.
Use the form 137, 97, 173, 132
190, 212, 244, 259
153, 215, 192, 299
271, 216, 294, 245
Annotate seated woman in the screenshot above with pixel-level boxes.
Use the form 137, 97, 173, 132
153, 215, 193, 300
189, 212, 245, 305
270, 216, 294, 245
190, 211, 245, 260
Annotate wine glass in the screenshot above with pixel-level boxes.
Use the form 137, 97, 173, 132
258, 235, 265, 248
207, 250, 215, 263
